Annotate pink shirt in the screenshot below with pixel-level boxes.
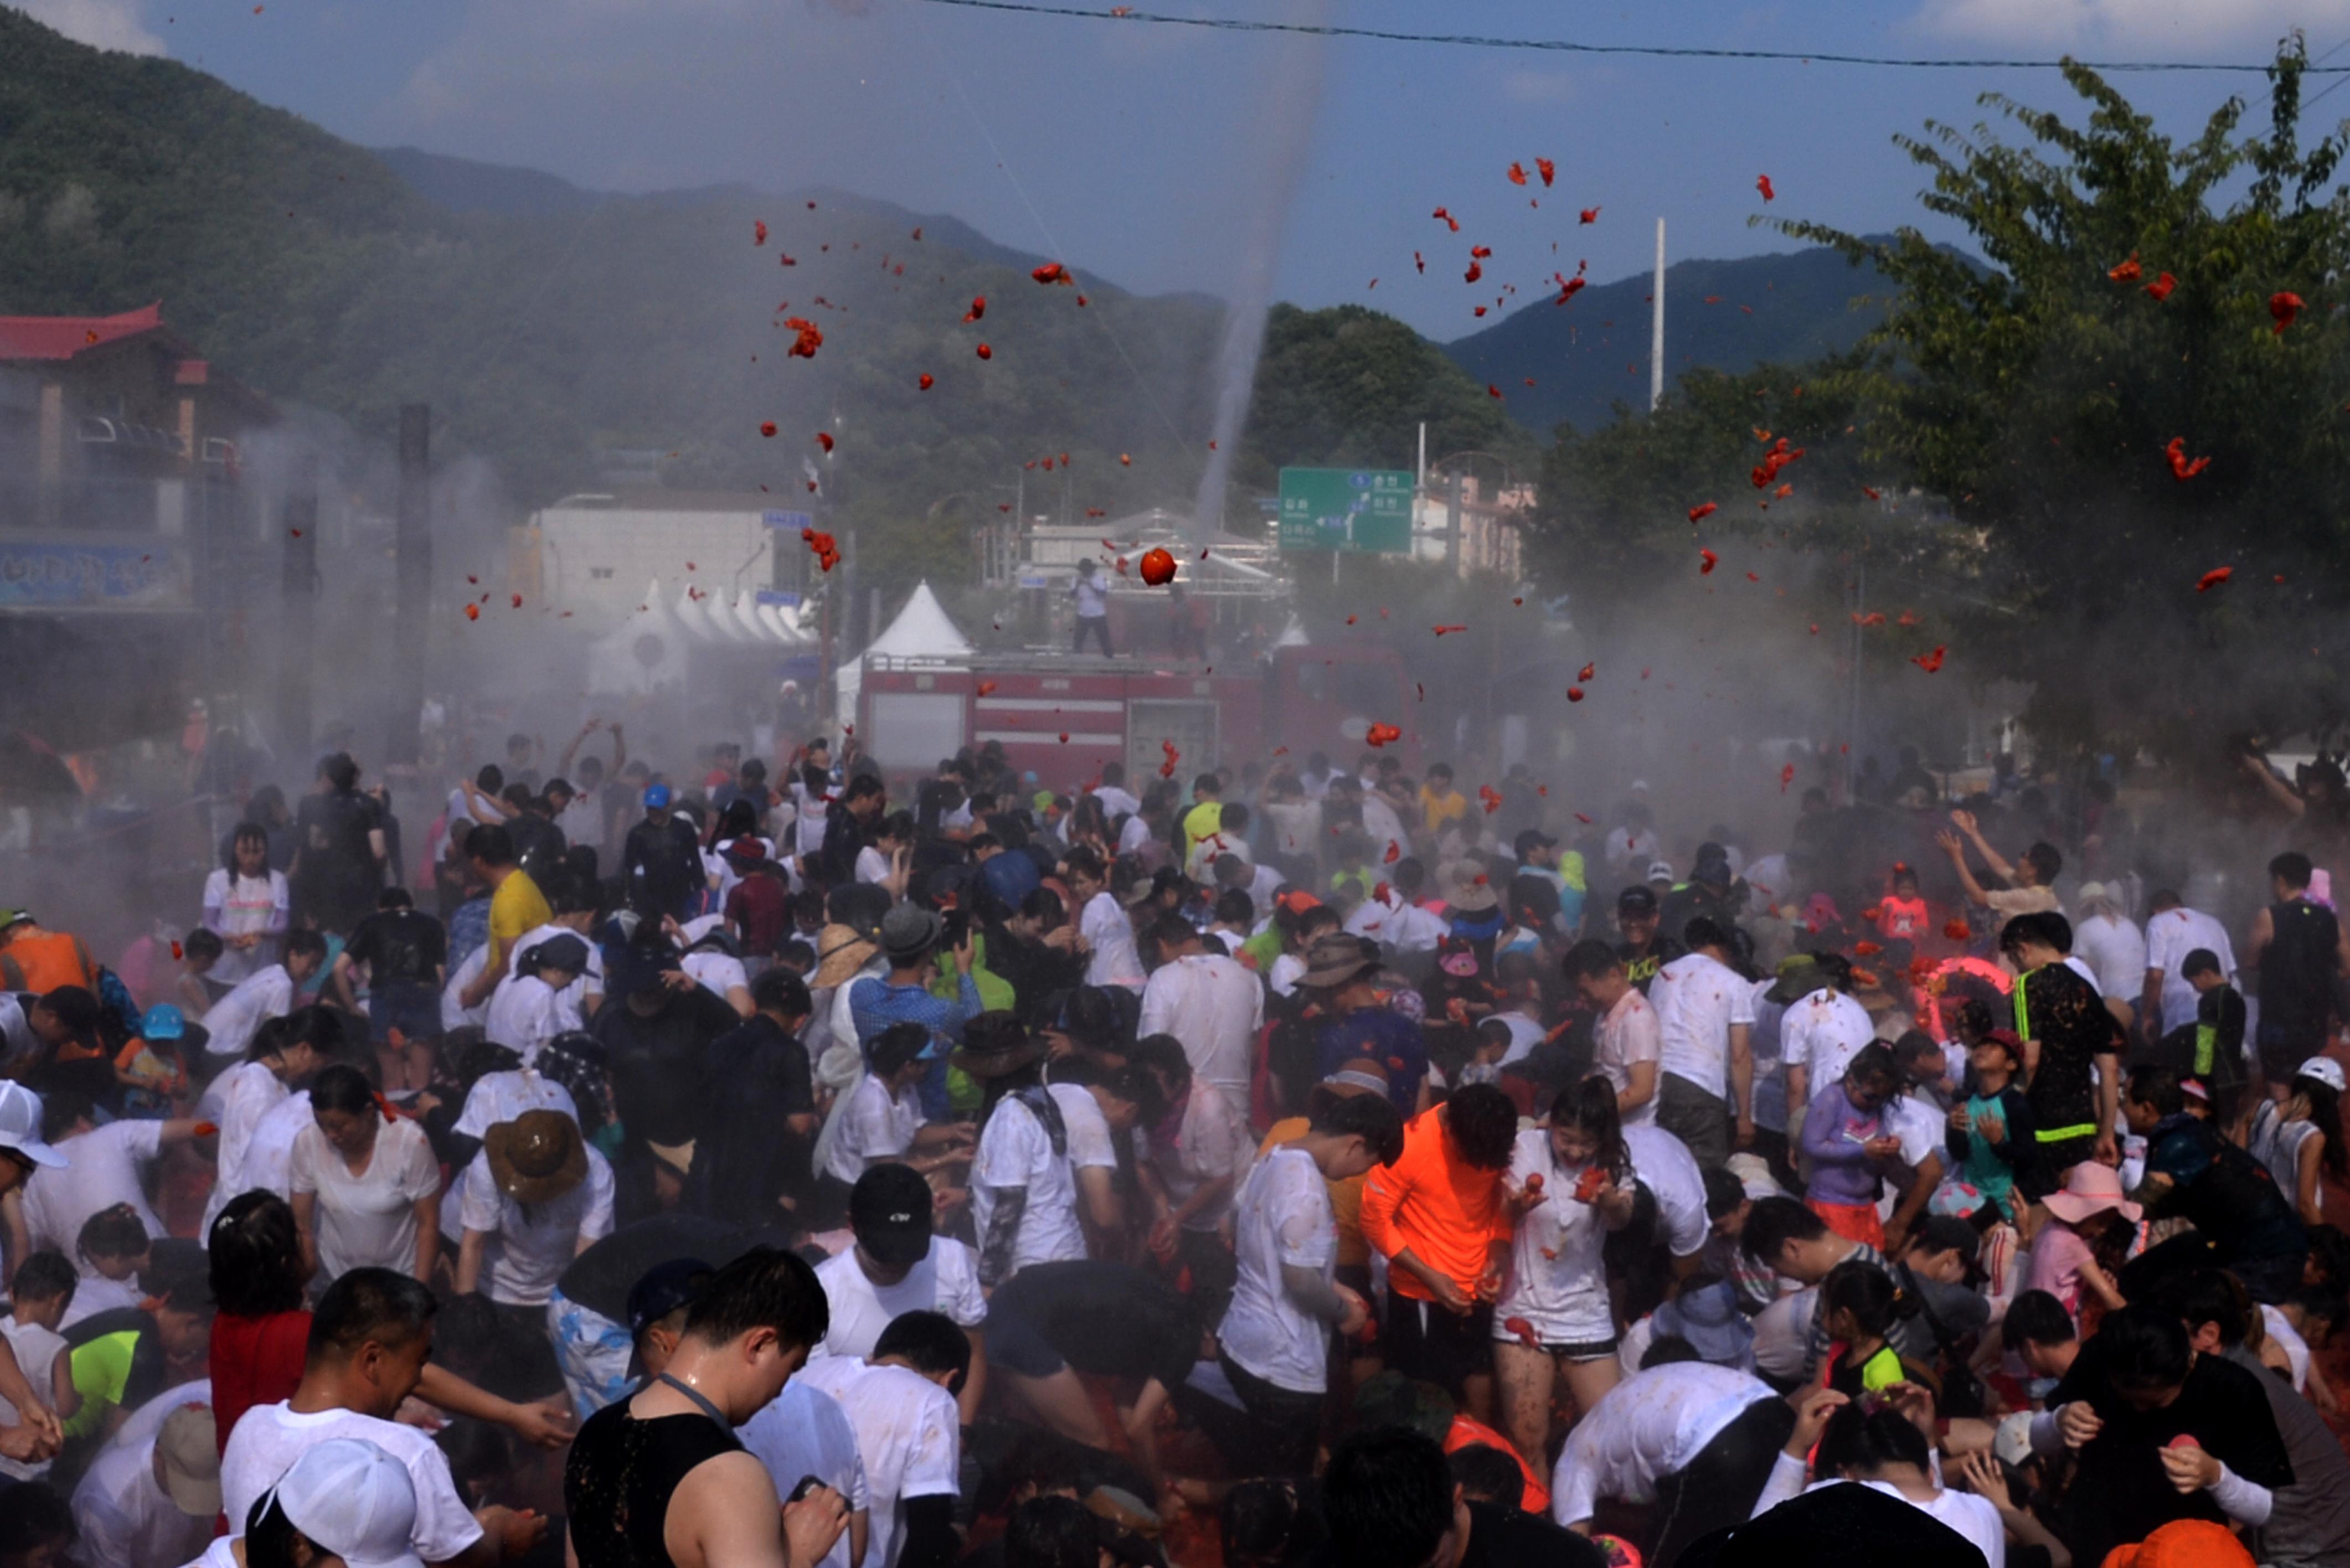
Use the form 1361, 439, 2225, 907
2024, 1221, 2098, 1325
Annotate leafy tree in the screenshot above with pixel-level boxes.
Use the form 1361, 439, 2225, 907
1763, 37, 2350, 760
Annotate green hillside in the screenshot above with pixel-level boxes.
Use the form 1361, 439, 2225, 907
0, 10, 1529, 589
1445, 245, 1893, 434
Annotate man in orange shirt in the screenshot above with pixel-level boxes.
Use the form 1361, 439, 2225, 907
1359, 1082, 1519, 1423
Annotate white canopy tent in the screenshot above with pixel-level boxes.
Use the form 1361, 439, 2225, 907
833, 580, 973, 719
585, 576, 819, 693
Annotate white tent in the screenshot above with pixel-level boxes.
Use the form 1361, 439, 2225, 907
586, 577, 693, 693
834, 580, 972, 717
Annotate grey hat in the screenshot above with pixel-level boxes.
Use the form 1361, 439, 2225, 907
1653, 1280, 1755, 1369
879, 904, 945, 963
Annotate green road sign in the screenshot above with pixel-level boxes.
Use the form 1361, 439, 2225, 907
1277, 467, 1414, 553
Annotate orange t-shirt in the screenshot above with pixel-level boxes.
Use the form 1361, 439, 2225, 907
1359, 1104, 1512, 1301
1446, 1413, 1551, 1515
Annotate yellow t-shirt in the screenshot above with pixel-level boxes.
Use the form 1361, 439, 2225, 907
1182, 800, 1224, 851
487, 869, 553, 977
1421, 787, 1468, 834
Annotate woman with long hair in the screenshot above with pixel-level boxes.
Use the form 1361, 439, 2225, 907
1492, 1075, 1638, 1479
202, 821, 291, 986
2251, 1056, 2348, 1225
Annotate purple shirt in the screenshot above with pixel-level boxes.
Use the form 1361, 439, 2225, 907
1800, 1082, 1897, 1208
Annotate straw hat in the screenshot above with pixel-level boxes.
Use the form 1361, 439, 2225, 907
1300, 931, 1377, 991
2042, 1160, 2141, 1226
485, 1109, 588, 1205
1443, 863, 1499, 915
814, 923, 880, 990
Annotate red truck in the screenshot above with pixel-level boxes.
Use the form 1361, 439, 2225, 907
855, 642, 1418, 785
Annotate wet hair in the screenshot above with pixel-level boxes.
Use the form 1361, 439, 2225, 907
2148, 1268, 2250, 1350
1951, 997, 1995, 1044
181, 926, 224, 963
1310, 1089, 1405, 1165
2182, 947, 2224, 980
2273, 851, 2316, 890
9, 1250, 76, 1308
1150, 912, 1201, 953
2003, 1290, 2076, 1349
1125, 1033, 1192, 1095
310, 1266, 438, 1358
310, 1062, 380, 1120
1816, 1400, 1933, 1479
1449, 1443, 1526, 1510
467, 823, 517, 866
1822, 1258, 1915, 1340
1844, 1043, 1902, 1102
1443, 1084, 1519, 1171
1703, 1165, 1749, 1222
872, 1309, 972, 1395
1743, 1195, 1828, 1268
76, 1204, 148, 1265
1682, 916, 1733, 953
682, 1246, 829, 1353
2128, 1065, 2186, 1118
38, 1090, 91, 1142
750, 967, 812, 1019
1321, 1428, 1455, 1568
225, 822, 271, 873
1214, 888, 1257, 927
1549, 1077, 1631, 1182
209, 1191, 308, 1318
1999, 910, 2071, 957
1560, 938, 1623, 982
1641, 1334, 1703, 1368
1220, 1478, 1327, 1568
2100, 1303, 2194, 1393
869, 1022, 933, 1079
1003, 1495, 1101, 1568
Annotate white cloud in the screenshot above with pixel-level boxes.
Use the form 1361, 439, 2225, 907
1914, 0, 2350, 52
9, 0, 165, 55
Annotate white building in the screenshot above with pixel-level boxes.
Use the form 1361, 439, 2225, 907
521, 490, 815, 625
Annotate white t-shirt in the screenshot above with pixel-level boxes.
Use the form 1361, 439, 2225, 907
1359, 796, 1408, 864
1622, 1125, 1709, 1258
739, 1378, 872, 1568
1753, 1459, 2006, 1567
483, 972, 580, 1066
452, 1070, 579, 1141
1267, 952, 1307, 999
0, 1317, 66, 1480
58, 1275, 142, 1331
242, 1091, 312, 1203
455, 1144, 615, 1306
2144, 905, 2238, 1034
1152, 1085, 1252, 1233
1220, 1146, 1338, 1394
1595, 988, 1663, 1127
1550, 1361, 1777, 1525
71, 1426, 214, 1568
2263, 1302, 2312, 1392
1496, 1129, 1622, 1347
23, 1120, 167, 1271
1080, 891, 1146, 992
855, 845, 893, 886
971, 1085, 1117, 1277
1781, 988, 1877, 1096
202, 868, 289, 987
288, 1116, 440, 1285
2074, 913, 2148, 1005
441, 945, 492, 1034
1137, 953, 1264, 1105
683, 950, 751, 1007
1653, 952, 1756, 1100
812, 1239, 987, 1361
199, 1060, 290, 1240
220, 1402, 482, 1561
827, 1074, 924, 1184
199, 964, 295, 1059
791, 1356, 961, 1568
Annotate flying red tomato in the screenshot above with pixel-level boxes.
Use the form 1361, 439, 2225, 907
2165, 437, 2210, 482
1756, 173, 1775, 201
1432, 625, 1467, 636
759, 422, 777, 437
1138, 548, 1177, 586
919, 373, 934, 390
1566, 687, 1585, 702
963, 296, 986, 322
2107, 253, 2142, 282
1535, 158, 1555, 187
2144, 272, 2176, 301
1699, 549, 1718, 574
1032, 262, 1071, 285
1688, 502, 1718, 523
1577, 663, 1594, 681
976, 343, 992, 359
464, 604, 479, 621
1365, 723, 1403, 747
2196, 566, 2233, 592
1506, 162, 1528, 186
753, 220, 766, 246
815, 431, 834, 453
1579, 207, 1600, 224
1910, 646, 1947, 673
2272, 291, 2305, 334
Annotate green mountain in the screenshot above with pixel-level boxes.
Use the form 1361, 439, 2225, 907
1445, 245, 1893, 434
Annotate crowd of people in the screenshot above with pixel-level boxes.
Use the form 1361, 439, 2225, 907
0, 726, 2346, 1568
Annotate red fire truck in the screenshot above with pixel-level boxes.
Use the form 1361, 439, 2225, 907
854, 643, 1418, 785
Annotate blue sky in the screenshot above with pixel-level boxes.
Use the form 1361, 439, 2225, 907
25, 0, 2350, 338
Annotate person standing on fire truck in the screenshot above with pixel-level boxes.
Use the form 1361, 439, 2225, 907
1071, 559, 1114, 657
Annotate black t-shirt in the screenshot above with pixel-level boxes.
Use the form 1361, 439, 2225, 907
565, 1401, 741, 1568
2050, 1335, 2295, 1567
1456, 1502, 1607, 1568
622, 816, 706, 920
2145, 1112, 2308, 1265
293, 789, 380, 922
691, 1015, 816, 1226
987, 1262, 1201, 1392
591, 986, 745, 1148
557, 1214, 752, 1323
1617, 935, 1685, 994
343, 908, 447, 986
2261, 898, 2341, 1038
2015, 961, 2115, 1131
509, 811, 569, 889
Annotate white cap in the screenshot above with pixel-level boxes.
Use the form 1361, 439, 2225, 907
2297, 1056, 2347, 1094
0, 1081, 63, 1169
1645, 860, 1676, 884
274, 1438, 426, 1568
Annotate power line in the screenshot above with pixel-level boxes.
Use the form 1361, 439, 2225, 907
910, 0, 2350, 75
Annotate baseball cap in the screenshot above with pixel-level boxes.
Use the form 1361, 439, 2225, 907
2297, 1056, 2347, 1093
848, 1163, 935, 1268
274, 1437, 426, 1568
0, 909, 29, 929
1617, 884, 1658, 915
0, 1082, 63, 1169
522, 934, 591, 977
157, 1404, 223, 1516
627, 1257, 712, 1340
141, 1004, 187, 1041
643, 783, 672, 810
1645, 859, 1676, 884
1991, 1411, 2035, 1468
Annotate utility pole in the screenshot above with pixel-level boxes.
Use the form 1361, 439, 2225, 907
277, 456, 318, 760
386, 405, 430, 767
1650, 218, 1667, 412
1445, 468, 1462, 575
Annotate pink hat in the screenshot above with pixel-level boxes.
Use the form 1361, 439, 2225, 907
2043, 1160, 2141, 1226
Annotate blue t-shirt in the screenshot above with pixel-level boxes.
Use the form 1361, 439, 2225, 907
1316, 1007, 1427, 1115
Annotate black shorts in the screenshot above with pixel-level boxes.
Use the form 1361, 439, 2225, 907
1383, 1293, 1494, 1392
370, 979, 442, 1044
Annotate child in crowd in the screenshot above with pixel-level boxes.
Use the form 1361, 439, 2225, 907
0, 1251, 75, 1479
1946, 1027, 2037, 1223
2168, 947, 2249, 1134
111, 1002, 194, 1117
1820, 1257, 1930, 1397
1800, 1045, 1906, 1247
2250, 1055, 2345, 1226
2023, 1163, 2137, 1329
64, 1206, 150, 1329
